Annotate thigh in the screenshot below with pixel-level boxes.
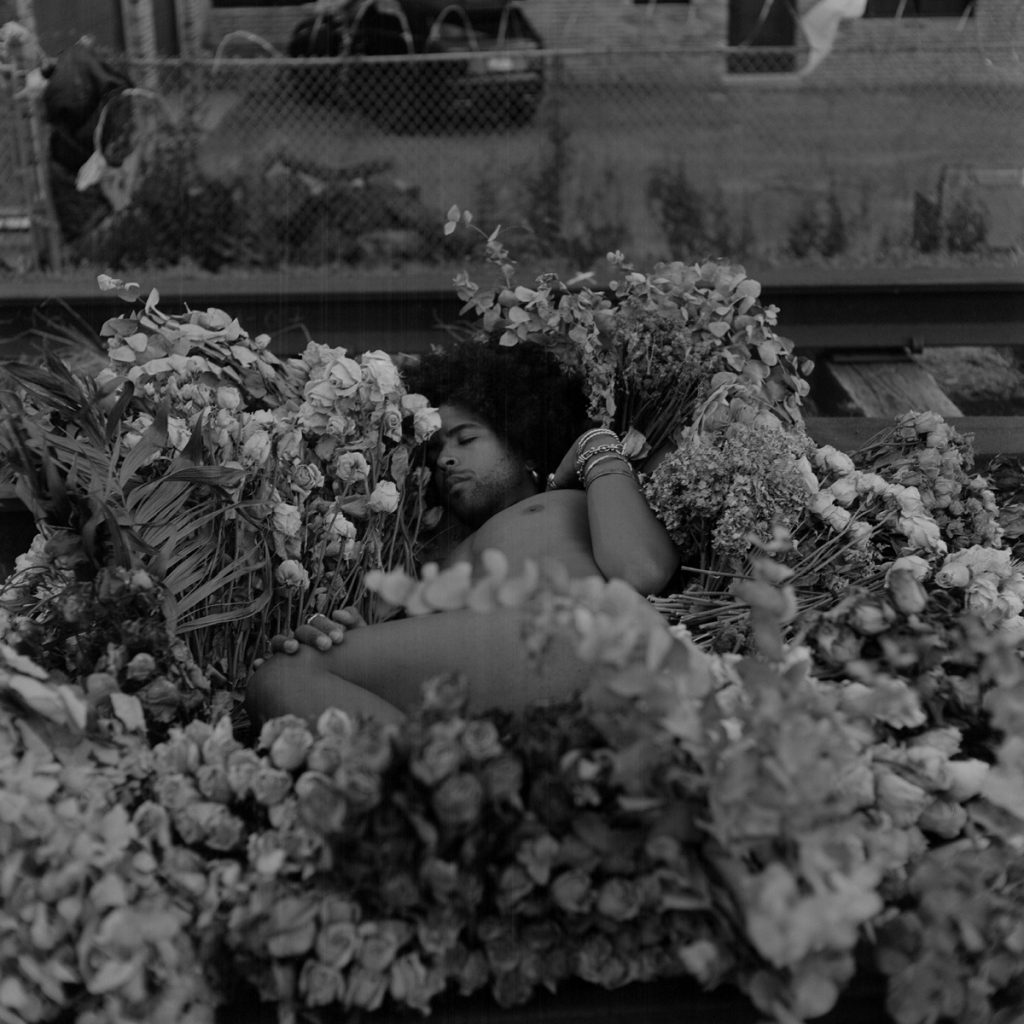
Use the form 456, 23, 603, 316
249, 607, 591, 722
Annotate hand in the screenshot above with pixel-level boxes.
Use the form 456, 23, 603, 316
268, 608, 366, 655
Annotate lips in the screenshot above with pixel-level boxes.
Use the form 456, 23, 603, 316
444, 473, 472, 493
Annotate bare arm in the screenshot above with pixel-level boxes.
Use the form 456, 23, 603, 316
549, 430, 679, 596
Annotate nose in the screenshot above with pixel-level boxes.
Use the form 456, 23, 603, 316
437, 444, 458, 470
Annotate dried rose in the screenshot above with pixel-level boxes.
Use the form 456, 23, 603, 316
432, 773, 484, 830
550, 869, 595, 914
196, 763, 233, 804
251, 765, 294, 807
124, 652, 157, 681
389, 952, 445, 1014
226, 748, 262, 798
887, 568, 929, 614
275, 558, 311, 592
358, 920, 412, 973
410, 735, 463, 786
266, 896, 319, 958
269, 723, 315, 772
481, 754, 525, 807
596, 876, 644, 921
315, 920, 360, 970
295, 771, 348, 833
460, 719, 503, 761
345, 966, 387, 1011
368, 481, 400, 515
154, 773, 200, 812
299, 959, 343, 1007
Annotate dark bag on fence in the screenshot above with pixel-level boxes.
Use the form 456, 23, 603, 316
288, 13, 348, 57
43, 42, 133, 174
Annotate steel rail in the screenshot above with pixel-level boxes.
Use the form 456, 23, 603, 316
1, 267, 1021, 358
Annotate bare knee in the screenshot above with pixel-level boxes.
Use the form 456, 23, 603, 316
245, 648, 405, 728
247, 651, 301, 725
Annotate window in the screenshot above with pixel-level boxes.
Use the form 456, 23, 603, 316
864, 0, 974, 17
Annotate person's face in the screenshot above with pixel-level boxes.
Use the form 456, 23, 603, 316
429, 403, 538, 528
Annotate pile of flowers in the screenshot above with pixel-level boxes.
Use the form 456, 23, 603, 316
0, 235, 1023, 1024
0, 276, 441, 689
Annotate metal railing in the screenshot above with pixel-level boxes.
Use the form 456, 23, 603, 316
4, 39, 1024, 273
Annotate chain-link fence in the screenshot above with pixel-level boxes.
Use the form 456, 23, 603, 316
0, 67, 46, 272
8, 37, 1024, 274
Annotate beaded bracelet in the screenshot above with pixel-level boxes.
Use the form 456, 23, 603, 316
577, 427, 619, 450
582, 452, 635, 488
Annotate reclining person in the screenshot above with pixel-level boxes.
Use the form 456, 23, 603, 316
247, 339, 679, 725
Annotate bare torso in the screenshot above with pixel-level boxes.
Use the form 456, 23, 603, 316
445, 489, 602, 579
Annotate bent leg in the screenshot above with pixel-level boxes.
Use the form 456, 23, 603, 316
247, 606, 590, 725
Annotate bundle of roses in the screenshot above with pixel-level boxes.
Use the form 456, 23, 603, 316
0, 276, 442, 688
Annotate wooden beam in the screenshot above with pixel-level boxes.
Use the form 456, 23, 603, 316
805, 416, 1024, 459
811, 357, 963, 418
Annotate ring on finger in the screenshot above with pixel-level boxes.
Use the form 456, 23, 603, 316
305, 613, 321, 625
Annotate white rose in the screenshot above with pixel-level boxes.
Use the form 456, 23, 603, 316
368, 481, 400, 514
333, 452, 370, 484
327, 355, 362, 395
887, 555, 930, 583
272, 502, 302, 538
276, 428, 304, 463
167, 416, 192, 451
934, 561, 970, 589
807, 491, 835, 516
821, 505, 851, 532
241, 429, 272, 467
401, 392, 430, 413
215, 386, 242, 411
304, 379, 339, 408
898, 514, 946, 554
412, 406, 442, 443
823, 447, 855, 476
827, 475, 859, 508
360, 350, 401, 395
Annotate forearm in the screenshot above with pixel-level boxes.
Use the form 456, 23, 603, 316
586, 472, 679, 595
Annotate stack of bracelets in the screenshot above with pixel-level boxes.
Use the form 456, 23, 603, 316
547, 428, 635, 490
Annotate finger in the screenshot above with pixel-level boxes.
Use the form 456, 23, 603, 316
332, 607, 365, 627
269, 634, 294, 654
294, 625, 335, 651
305, 613, 346, 643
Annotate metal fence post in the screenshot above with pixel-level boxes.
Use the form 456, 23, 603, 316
12, 0, 62, 271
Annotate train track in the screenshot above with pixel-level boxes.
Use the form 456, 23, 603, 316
0, 267, 1022, 470
1, 266, 1022, 357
